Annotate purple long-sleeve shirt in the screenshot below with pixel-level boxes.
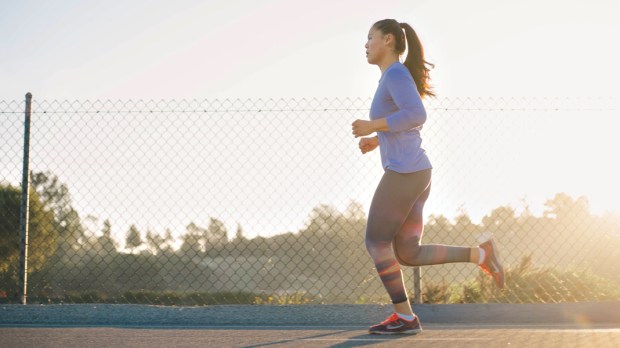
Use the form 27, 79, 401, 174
369, 62, 432, 173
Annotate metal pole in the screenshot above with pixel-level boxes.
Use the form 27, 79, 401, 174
413, 267, 422, 304
19, 92, 32, 305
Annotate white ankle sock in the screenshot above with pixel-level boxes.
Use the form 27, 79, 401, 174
396, 313, 415, 321
478, 247, 486, 265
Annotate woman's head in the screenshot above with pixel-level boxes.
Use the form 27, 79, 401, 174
366, 19, 435, 98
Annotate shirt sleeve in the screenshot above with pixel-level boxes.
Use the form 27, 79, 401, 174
384, 68, 427, 132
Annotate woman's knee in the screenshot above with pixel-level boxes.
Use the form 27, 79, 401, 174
365, 218, 403, 251
394, 248, 410, 265
365, 236, 393, 261
364, 236, 380, 257
394, 236, 423, 266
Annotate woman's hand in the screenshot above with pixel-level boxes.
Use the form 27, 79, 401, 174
359, 136, 379, 154
352, 119, 376, 138
352, 118, 389, 138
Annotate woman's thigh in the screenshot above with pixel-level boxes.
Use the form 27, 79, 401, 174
366, 169, 432, 243
395, 182, 431, 242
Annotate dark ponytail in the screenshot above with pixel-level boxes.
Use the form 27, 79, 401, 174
373, 19, 435, 98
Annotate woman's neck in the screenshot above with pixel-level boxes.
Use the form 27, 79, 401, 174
379, 56, 400, 74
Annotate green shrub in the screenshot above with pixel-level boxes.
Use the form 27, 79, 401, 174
423, 255, 620, 304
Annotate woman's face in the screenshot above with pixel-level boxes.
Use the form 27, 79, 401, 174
365, 27, 389, 65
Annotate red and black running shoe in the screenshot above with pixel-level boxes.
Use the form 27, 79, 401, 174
368, 313, 423, 335
479, 239, 505, 289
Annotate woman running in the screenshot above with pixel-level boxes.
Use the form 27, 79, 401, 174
352, 19, 505, 335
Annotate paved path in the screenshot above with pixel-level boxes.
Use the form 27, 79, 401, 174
1, 302, 619, 347
2, 324, 620, 347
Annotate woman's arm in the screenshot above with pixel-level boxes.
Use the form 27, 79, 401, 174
352, 69, 426, 137
384, 68, 427, 132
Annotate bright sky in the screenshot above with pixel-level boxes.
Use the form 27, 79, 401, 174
2, 0, 619, 99
2, 0, 619, 240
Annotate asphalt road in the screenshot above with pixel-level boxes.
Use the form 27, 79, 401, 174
1, 302, 619, 347
2, 324, 620, 347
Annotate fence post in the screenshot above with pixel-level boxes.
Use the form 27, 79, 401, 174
19, 92, 32, 305
413, 267, 422, 304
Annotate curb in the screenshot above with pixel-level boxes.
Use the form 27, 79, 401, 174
1, 302, 619, 327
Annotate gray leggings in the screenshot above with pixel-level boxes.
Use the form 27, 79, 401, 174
365, 169, 471, 304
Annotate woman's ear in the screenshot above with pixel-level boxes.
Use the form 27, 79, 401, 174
383, 33, 394, 48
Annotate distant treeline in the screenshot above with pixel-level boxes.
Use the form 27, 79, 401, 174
1, 171, 618, 304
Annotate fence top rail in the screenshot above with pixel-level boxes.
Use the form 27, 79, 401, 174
1, 96, 619, 115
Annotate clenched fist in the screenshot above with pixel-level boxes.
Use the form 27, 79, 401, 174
352, 119, 376, 138
359, 136, 379, 154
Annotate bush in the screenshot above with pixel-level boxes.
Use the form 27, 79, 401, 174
422, 255, 620, 304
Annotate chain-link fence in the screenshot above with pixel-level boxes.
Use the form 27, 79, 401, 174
1, 95, 619, 305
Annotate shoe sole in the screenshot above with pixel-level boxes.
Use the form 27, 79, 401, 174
369, 328, 422, 335
486, 239, 505, 288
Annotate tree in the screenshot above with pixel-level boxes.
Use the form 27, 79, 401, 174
125, 225, 143, 252
454, 212, 478, 235
544, 193, 589, 221
482, 206, 516, 232
30, 171, 84, 252
305, 204, 339, 236
162, 228, 175, 253
99, 219, 117, 254
146, 229, 171, 255
234, 223, 246, 242
181, 222, 205, 255
450, 207, 480, 245
427, 214, 452, 232
80, 217, 117, 256
207, 218, 228, 246
0, 184, 57, 296
344, 201, 366, 221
